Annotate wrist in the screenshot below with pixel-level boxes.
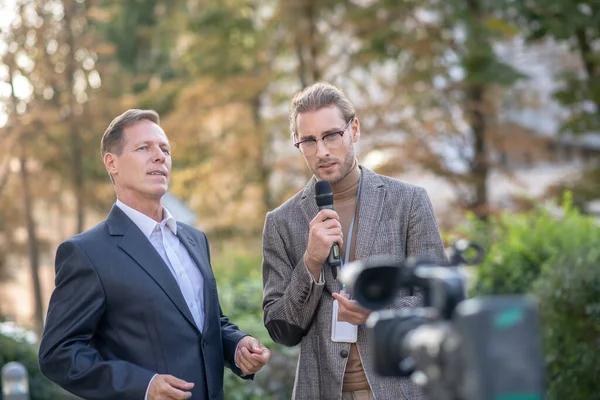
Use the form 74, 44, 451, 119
304, 252, 322, 280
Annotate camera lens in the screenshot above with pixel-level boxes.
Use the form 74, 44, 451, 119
370, 312, 430, 377
353, 265, 401, 310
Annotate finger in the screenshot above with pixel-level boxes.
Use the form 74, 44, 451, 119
237, 347, 257, 372
163, 385, 192, 400
345, 308, 370, 324
253, 347, 271, 362
315, 232, 344, 249
246, 337, 264, 353
318, 219, 343, 231
244, 356, 262, 371
246, 353, 269, 374
238, 337, 264, 357
315, 209, 339, 221
163, 375, 194, 390
342, 301, 364, 312
347, 300, 370, 313
335, 295, 366, 312
238, 357, 256, 375
250, 346, 264, 355
318, 228, 343, 243
242, 347, 263, 368
325, 235, 344, 249
332, 292, 351, 306
259, 344, 270, 353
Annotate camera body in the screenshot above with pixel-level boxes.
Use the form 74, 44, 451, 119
340, 243, 545, 400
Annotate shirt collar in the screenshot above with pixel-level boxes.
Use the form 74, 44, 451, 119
116, 199, 178, 238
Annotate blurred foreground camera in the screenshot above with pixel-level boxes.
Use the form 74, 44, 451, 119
340, 241, 545, 400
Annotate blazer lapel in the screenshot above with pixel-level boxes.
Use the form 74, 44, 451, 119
354, 167, 386, 261
177, 225, 213, 333
107, 205, 200, 333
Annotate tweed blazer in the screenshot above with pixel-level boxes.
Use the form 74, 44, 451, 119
262, 166, 446, 400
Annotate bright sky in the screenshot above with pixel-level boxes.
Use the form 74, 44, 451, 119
0, 0, 16, 32
0, 0, 28, 128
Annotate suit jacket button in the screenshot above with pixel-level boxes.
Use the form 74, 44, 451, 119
340, 350, 348, 358
202, 341, 206, 347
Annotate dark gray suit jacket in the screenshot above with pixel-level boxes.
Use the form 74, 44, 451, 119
262, 166, 446, 400
39, 205, 249, 400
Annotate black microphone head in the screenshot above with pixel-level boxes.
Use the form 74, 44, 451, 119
315, 180, 334, 208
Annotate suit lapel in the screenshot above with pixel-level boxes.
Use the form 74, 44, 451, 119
299, 175, 319, 230
107, 206, 200, 334
354, 168, 385, 261
177, 225, 213, 333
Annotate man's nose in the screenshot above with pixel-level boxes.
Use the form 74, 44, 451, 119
153, 147, 166, 162
315, 139, 329, 158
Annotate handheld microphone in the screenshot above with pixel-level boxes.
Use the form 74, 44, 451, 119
314, 180, 342, 279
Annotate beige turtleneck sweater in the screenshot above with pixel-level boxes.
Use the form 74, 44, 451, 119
331, 161, 370, 393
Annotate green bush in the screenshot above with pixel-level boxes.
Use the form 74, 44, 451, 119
0, 334, 67, 400
212, 248, 298, 400
468, 194, 600, 295
463, 194, 600, 399
534, 245, 600, 400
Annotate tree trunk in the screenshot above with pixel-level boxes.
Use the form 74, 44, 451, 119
63, 0, 85, 233
574, 27, 600, 113
293, 0, 322, 87
19, 144, 45, 336
6, 52, 45, 335
465, 84, 489, 218
251, 94, 275, 213
464, 0, 489, 219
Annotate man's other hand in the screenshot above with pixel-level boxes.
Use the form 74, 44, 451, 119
148, 374, 194, 400
235, 336, 271, 376
332, 291, 371, 325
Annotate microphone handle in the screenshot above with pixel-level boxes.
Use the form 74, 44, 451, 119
318, 204, 342, 278
328, 243, 341, 279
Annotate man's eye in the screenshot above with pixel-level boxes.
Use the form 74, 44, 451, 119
162, 149, 171, 155
137, 146, 148, 151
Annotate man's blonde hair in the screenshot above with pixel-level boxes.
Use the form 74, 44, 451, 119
289, 82, 356, 137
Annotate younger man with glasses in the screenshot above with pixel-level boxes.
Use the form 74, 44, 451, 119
261, 82, 446, 400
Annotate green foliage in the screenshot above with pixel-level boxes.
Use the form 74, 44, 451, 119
464, 193, 600, 398
211, 248, 298, 400
469, 194, 600, 295
499, 0, 600, 132
0, 335, 69, 400
534, 245, 600, 400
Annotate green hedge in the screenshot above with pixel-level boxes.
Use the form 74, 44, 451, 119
464, 195, 600, 399
534, 245, 600, 399
0, 334, 66, 400
211, 248, 298, 400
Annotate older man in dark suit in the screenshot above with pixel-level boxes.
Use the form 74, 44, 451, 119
262, 82, 446, 400
39, 109, 270, 400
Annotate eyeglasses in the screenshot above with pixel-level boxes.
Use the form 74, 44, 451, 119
294, 118, 354, 156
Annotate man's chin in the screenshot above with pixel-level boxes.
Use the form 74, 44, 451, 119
148, 187, 168, 199
314, 167, 340, 182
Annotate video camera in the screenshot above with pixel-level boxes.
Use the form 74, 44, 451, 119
340, 241, 545, 400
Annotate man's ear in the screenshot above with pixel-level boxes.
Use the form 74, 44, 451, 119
104, 152, 118, 176
351, 119, 360, 143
